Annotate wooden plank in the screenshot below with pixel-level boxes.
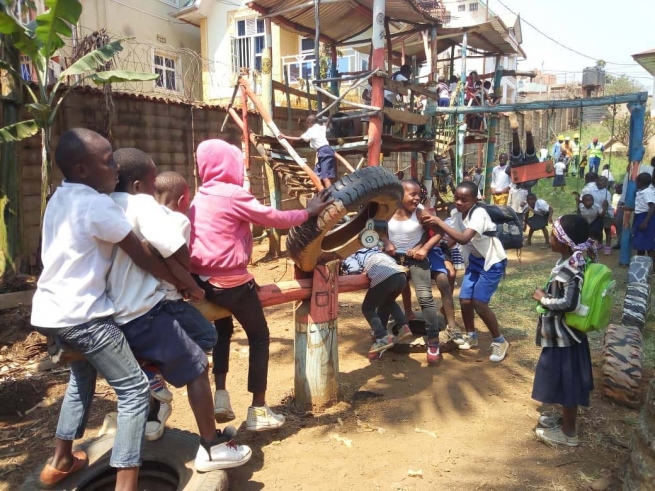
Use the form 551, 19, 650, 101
383, 78, 409, 96
383, 108, 429, 125
0, 289, 34, 311
272, 80, 317, 102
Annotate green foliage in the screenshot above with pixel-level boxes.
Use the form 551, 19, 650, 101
34, 0, 82, 58
0, 120, 39, 141
604, 75, 646, 96
602, 111, 655, 148
60, 39, 124, 77
90, 70, 158, 85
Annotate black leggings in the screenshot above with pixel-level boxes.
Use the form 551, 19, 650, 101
196, 278, 269, 394
361, 273, 408, 340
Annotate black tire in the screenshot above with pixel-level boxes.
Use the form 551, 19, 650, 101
287, 166, 403, 272
21, 428, 228, 491
601, 323, 643, 409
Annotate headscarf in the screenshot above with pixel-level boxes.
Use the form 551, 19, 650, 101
552, 218, 598, 268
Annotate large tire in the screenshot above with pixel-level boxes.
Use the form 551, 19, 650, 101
601, 323, 643, 409
21, 428, 228, 491
287, 166, 403, 272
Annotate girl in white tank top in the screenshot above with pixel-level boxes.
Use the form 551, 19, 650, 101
388, 209, 424, 254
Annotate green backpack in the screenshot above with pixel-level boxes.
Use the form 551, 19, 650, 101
537, 262, 616, 333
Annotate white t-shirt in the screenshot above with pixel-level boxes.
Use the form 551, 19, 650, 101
635, 187, 655, 214
529, 199, 550, 215
620, 164, 654, 203
31, 182, 133, 328
578, 203, 602, 224
508, 184, 528, 213
554, 162, 566, 176
450, 207, 507, 271
582, 183, 614, 217
158, 207, 192, 301
384, 73, 408, 103
300, 123, 329, 150
491, 165, 511, 193
601, 169, 615, 181
107, 193, 187, 324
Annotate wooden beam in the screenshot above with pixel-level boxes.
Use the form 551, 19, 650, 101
247, 2, 336, 45
385, 17, 393, 76
272, 80, 317, 102
383, 108, 428, 125
384, 78, 409, 96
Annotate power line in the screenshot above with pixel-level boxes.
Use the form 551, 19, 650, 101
494, 0, 643, 67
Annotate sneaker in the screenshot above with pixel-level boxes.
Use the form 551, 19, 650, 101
214, 390, 236, 423
145, 400, 172, 442
145, 371, 173, 404
445, 326, 465, 345
426, 341, 441, 364
534, 427, 579, 447
369, 335, 395, 357
395, 325, 413, 343
538, 414, 562, 429
489, 340, 510, 362
195, 426, 252, 472
458, 333, 478, 350
246, 405, 285, 432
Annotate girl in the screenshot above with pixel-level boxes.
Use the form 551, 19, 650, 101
524, 193, 554, 246
531, 214, 596, 447
553, 157, 567, 192
383, 181, 447, 364
630, 172, 655, 261
189, 139, 330, 431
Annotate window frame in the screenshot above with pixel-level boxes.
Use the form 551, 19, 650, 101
232, 17, 266, 74
469, 3, 478, 11
457, 4, 466, 12
153, 52, 180, 93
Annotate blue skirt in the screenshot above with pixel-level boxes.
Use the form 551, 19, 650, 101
633, 212, 655, 251
552, 175, 566, 187
531, 336, 593, 407
427, 246, 448, 275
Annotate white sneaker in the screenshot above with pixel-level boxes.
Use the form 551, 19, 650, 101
246, 405, 285, 432
489, 340, 510, 362
195, 426, 252, 472
458, 333, 478, 350
145, 401, 172, 442
148, 373, 173, 404
214, 390, 236, 423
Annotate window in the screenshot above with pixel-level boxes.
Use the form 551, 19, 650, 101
458, 5, 465, 11
469, 3, 478, 11
300, 38, 315, 53
154, 54, 178, 92
232, 18, 265, 73
158, 0, 179, 7
361, 59, 369, 71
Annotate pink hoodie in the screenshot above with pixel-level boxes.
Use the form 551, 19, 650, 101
189, 139, 308, 279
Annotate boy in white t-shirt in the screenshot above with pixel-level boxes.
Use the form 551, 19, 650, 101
32, 129, 182, 490
420, 181, 510, 362
553, 158, 567, 192
279, 114, 336, 188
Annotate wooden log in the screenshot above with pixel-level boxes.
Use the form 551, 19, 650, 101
294, 260, 340, 410
272, 79, 318, 102
383, 108, 429, 125
0, 289, 34, 311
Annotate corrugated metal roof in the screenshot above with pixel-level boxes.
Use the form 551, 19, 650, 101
247, 0, 442, 44
633, 48, 655, 77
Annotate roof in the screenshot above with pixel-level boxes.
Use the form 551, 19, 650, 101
632, 48, 655, 76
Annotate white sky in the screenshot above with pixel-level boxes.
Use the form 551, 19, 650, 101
490, 0, 655, 88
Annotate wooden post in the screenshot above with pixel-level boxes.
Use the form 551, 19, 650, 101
367, 0, 386, 166
314, 0, 322, 112
429, 26, 438, 82
283, 69, 292, 130
240, 86, 251, 193
385, 18, 393, 76
294, 260, 340, 410
330, 45, 339, 98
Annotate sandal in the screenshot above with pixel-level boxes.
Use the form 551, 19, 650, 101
39, 450, 88, 489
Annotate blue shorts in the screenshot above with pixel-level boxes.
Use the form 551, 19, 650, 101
121, 301, 208, 388
162, 299, 217, 352
459, 255, 507, 303
315, 145, 337, 180
427, 246, 448, 275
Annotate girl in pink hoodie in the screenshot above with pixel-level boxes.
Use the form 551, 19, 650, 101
189, 139, 329, 432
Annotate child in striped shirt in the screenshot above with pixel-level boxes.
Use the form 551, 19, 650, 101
342, 247, 413, 359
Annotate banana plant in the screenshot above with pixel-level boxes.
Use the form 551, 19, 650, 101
0, 0, 158, 221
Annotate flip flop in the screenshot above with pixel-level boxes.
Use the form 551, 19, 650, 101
39, 450, 88, 489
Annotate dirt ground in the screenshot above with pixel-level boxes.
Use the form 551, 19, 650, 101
0, 242, 648, 491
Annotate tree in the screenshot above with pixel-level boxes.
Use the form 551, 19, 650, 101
602, 110, 655, 148
0, 0, 158, 227
604, 74, 646, 97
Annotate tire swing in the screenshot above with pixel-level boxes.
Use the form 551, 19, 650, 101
287, 166, 404, 272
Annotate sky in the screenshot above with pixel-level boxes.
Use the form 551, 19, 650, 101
488, 0, 655, 89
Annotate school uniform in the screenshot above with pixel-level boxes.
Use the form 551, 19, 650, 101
526, 199, 550, 231
450, 207, 507, 303
301, 123, 337, 181
553, 162, 566, 187
581, 183, 614, 229
578, 202, 604, 237
632, 187, 655, 251
491, 164, 511, 205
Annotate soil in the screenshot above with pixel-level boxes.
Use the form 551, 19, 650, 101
0, 244, 648, 491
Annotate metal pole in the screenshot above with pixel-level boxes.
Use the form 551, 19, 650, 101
484, 57, 503, 200
330, 45, 339, 98
367, 0, 386, 166
455, 32, 467, 185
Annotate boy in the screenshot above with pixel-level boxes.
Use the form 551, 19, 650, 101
601, 164, 615, 191
578, 193, 606, 242
580, 174, 614, 254
109, 148, 251, 470
279, 114, 336, 188
524, 193, 553, 246
419, 181, 510, 361
33, 129, 183, 490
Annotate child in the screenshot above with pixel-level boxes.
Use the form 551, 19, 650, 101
581, 175, 614, 254
436, 75, 450, 107
110, 149, 253, 467
553, 157, 567, 192
601, 164, 615, 191
279, 114, 336, 188
32, 129, 184, 489
630, 172, 655, 260
577, 193, 606, 243
383, 181, 452, 364
342, 248, 413, 359
532, 214, 596, 447
189, 139, 331, 430
420, 181, 510, 361
524, 193, 554, 246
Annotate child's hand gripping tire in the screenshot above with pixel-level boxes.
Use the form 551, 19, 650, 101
287, 166, 404, 272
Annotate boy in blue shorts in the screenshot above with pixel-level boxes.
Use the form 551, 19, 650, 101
420, 181, 510, 362
33, 128, 185, 490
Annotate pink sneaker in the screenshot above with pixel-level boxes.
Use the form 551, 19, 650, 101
427, 342, 441, 364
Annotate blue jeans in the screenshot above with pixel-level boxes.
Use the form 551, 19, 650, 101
53, 317, 149, 468
163, 299, 217, 352
589, 157, 600, 174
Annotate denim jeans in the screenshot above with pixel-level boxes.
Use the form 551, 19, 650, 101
163, 299, 217, 352
361, 272, 408, 339
406, 257, 441, 338
53, 317, 149, 468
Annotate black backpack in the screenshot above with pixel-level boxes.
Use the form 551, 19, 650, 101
471, 203, 524, 251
